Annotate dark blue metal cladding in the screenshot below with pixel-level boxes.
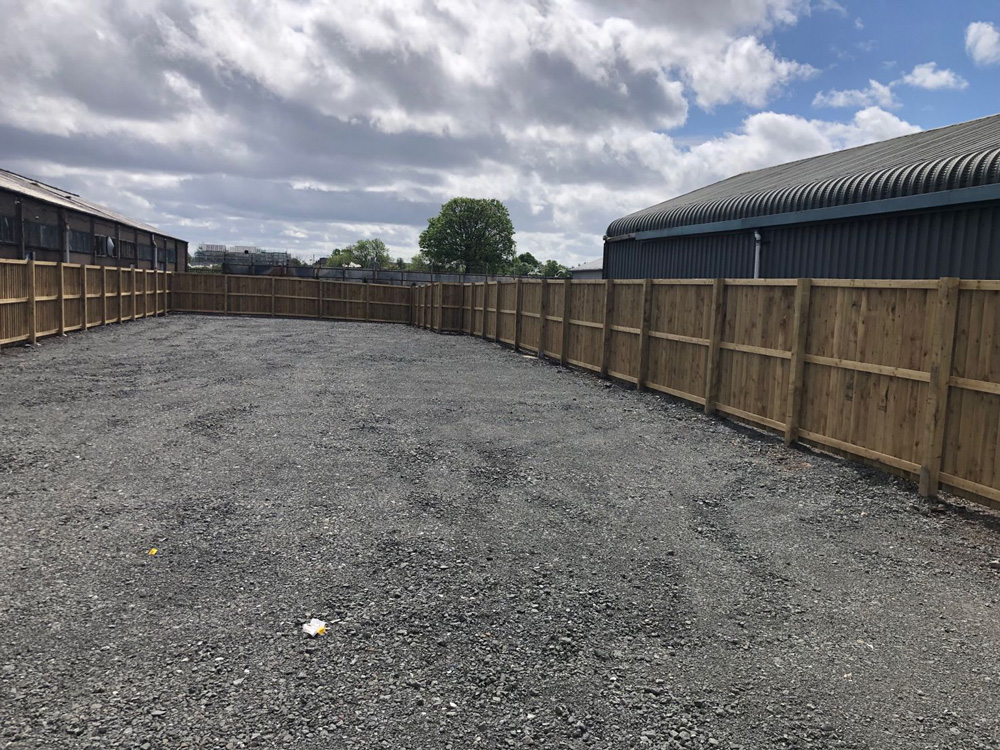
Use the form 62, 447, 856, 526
605, 232, 754, 279
605, 201, 1000, 280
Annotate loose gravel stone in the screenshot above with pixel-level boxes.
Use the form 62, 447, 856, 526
1, 316, 1000, 749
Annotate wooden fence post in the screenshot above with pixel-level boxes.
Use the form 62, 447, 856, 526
783, 278, 812, 445
101, 267, 107, 325
132, 268, 138, 321
271, 276, 277, 317
513, 279, 523, 351
317, 279, 323, 319
636, 278, 653, 390
26, 260, 36, 345
704, 278, 726, 415
117, 267, 123, 323
58, 263, 66, 336
81, 266, 87, 329
560, 279, 572, 366
224, 274, 230, 314
538, 280, 549, 358
494, 282, 501, 343
600, 279, 615, 378
919, 277, 961, 497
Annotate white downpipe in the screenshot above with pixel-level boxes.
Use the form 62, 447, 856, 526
753, 230, 762, 279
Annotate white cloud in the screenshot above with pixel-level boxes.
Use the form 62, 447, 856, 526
0, 0, 923, 265
899, 62, 968, 90
813, 60, 967, 112
966, 21, 1000, 65
684, 35, 817, 108
813, 79, 898, 108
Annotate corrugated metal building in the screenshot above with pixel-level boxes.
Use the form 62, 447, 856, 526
604, 113, 1000, 280
0, 169, 187, 271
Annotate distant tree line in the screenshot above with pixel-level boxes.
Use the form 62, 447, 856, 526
323, 198, 570, 277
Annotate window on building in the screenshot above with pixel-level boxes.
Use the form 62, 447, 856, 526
93, 235, 115, 256
167, 246, 177, 263
138, 243, 153, 262
119, 240, 136, 260
25, 221, 59, 249
69, 230, 90, 255
0, 216, 14, 243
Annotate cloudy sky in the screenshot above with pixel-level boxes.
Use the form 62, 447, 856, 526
1, 1, 999, 266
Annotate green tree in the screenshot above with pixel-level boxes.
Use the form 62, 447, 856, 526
418, 198, 515, 273
508, 251, 540, 276
407, 252, 433, 272
540, 259, 570, 278
326, 238, 393, 269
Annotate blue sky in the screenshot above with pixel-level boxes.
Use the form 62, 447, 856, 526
0, 1, 997, 266
685, 1, 998, 139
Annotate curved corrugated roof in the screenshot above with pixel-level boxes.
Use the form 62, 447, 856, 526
607, 113, 1000, 239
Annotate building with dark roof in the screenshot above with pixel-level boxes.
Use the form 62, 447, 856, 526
569, 257, 603, 279
0, 169, 187, 271
603, 113, 1000, 280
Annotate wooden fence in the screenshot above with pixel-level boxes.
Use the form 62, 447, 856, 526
7, 263, 1000, 511
0, 259, 170, 347
170, 273, 414, 323
412, 277, 1000, 511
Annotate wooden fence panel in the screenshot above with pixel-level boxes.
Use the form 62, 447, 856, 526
473, 283, 485, 336
120, 271, 134, 320
483, 283, 496, 340
714, 282, 795, 430
85, 266, 103, 327
172, 273, 226, 313
225, 275, 270, 316
544, 281, 566, 360
0, 260, 30, 345
604, 280, 642, 384
565, 280, 604, 372
34, 262, 61, 338
497, 281, 516, 344
799, 282, 935, 475
940, 284, 1000, 503
519, 280, 542, 353
105, 268, 121, 321
323, 281, 365, 321
371, 283, 411, 324
274, 278, 320, 318
143, 270, 156, 318
644, 281, 712, 402
62, 265, 84, 333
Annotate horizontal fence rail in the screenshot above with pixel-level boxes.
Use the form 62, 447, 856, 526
413, 277, 1000, 512
170, 273, 414, 324
0, 259, 170, 347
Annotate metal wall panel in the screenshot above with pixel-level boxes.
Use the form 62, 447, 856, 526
606, 201, 1000, 280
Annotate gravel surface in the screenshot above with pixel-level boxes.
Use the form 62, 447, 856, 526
2, 315, 1000, 750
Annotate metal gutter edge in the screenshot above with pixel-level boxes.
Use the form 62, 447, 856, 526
627, 183, 1000, 243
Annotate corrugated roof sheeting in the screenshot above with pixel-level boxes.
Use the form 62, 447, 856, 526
605, 201, 1000, 280
607, 114, 1000, 237
0, 169, 181, 241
